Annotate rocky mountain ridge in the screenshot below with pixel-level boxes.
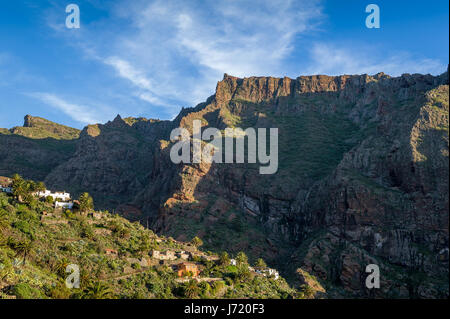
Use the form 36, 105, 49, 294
0, 69, 448, 298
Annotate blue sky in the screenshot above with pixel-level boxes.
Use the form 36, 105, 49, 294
0, 0, 448, 129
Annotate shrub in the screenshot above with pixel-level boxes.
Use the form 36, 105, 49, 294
299, 284, 315, 299
12, 220, 34, 239
12, 283, 44, 299
236, 265, 252, 282
63, 209, 74, 219
80, 223, 94, 239
48, 283, 72, 299
191, 236, 203, 248
16, 208, 38, 222
0, 209, 10, 231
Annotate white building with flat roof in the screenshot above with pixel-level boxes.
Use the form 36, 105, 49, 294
35, 190, 71, 201
55, 201, 74, 209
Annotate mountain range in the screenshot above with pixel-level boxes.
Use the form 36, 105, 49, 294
1, 69, 448, 298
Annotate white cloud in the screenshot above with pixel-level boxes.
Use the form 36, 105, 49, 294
104, 56, 171, 107
95, 0, 324, 106
305, 43, 446, 76
171, 0, 321, 77
104, 57, 153, 91
27, 92, 106, 125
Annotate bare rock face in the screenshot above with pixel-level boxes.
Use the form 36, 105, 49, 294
145, 71, 448, 298
0, 70, 448, 298
289, 82, 449, 297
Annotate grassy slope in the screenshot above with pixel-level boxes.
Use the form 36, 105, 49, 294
10, 116, 80, 140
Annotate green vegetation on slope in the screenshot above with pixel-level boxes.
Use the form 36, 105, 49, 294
0, 175, 300, 299
9, 115, 80, 140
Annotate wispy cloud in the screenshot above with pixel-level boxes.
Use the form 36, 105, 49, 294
305, 43, 446, 76
27, 92, 107, 125
170, 0, 322, 77
72, 0, 324, 107
104, 56, 169, 106
104, 57, 153, 91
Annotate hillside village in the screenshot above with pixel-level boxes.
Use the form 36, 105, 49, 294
0, 175, 300, 299
1, 176, 73, 209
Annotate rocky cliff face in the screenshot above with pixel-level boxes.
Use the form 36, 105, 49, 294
0, 70, 448, 298
43, 115, 174, 210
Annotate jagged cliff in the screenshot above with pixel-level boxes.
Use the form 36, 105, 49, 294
0, 70, 448, 298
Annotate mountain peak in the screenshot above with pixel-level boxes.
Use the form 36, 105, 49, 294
102, 114, 131, 130
13, 115, 80, 140
23, 114, 48, 128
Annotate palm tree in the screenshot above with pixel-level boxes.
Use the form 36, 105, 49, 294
78, 193, 94, 213
35, 181, 46, 193
11, 174, 23, 186
184, 280, 200, 298
219, 251, 230, 266
15, 240, 32, 265
54, 258, 70, 277
79, 281, 114, 299
12, 174, 26, 201
255, 258, 267, 269
11, 175, 38, 204
236, 251, 248, 265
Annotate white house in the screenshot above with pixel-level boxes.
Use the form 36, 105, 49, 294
230, 259, 237, 266
254, 268, 279, 280
151, 250, 177, 261
35, 190, 71, 201
55, 201, 74, 209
